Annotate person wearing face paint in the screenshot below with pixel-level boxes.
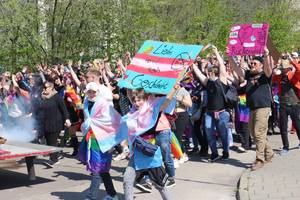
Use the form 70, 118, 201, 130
228, 47, 274, 171
273, 56, 300, 155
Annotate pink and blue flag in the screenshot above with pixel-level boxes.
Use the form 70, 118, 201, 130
81, 96, 128, 153
118, 40, 203, 94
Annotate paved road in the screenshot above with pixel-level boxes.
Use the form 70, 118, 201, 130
0, 140, 256, 200
238, 134, 300, 200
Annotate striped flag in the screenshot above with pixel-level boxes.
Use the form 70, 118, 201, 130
118, 40, 203, 94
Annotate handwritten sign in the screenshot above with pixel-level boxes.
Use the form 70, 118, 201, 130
118, 40, 203, 94
227, 23, 269, 56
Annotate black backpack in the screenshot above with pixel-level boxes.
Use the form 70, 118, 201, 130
217, 79, 238, 108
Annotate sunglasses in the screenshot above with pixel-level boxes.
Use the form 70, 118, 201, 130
250, 62, 258, 66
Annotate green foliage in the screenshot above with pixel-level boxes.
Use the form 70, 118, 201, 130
0, 0, 299, 71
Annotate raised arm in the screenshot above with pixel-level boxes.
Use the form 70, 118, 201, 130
212, 46, 227, 83
228, 56, 245, 79
263, 47, 273, 78
191, 63, 208, 86
67, 60, 81, 86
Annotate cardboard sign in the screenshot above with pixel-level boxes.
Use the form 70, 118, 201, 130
227, 23, 269, 56
118, 40, 203, 94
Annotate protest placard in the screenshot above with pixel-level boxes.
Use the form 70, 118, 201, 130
118, 40, 203, 94
227, 23, 269, 56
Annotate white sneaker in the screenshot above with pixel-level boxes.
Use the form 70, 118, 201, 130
102, 195, 119, 200
179, 153, 189, 164
173, 159, 180, 168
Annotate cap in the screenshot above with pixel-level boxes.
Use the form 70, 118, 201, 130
291, 52, 299, 58
86, 82, 99, 92
252, 56, 264, 64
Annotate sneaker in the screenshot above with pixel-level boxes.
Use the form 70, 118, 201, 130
179, 153, 189, 164
166, 178, 176, 188
222, 151, 229, 160
103, 195, 119, 200
199, 151, 209, 158
71, 150, 78, 157
173, 159, 180, 169
44, 160, 60, 168
58, 154, 64, 160
135, 182, 152, 193
279, 149, 289, 156
237, 146, 246, 153
209, 154, 220, 162
189, 142, 195, 149
251, 160, 264, 171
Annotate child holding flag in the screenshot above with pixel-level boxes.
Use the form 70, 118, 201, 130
123, 86, 179, 200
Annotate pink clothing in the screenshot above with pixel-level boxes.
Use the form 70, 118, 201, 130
155, 112, 171, 131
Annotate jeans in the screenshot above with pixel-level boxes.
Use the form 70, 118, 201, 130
279, 104, 300, 150
156, 130, 175, 177
86, 172, 117, 200
205, 110, 230, 156
123, 159, 171, 200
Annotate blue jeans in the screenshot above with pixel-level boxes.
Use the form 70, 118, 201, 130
205, 110, 230, 156
156, 129, 175, 178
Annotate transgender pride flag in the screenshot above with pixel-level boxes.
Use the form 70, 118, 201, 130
118, 40, 203, 94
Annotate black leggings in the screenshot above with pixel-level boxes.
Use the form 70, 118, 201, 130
101, 172, 117, 197
279, 104, 300, 150
45, 132, 59, 162
175, 111, 190, 153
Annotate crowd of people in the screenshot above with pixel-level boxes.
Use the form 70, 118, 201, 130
0, 45, 300, 200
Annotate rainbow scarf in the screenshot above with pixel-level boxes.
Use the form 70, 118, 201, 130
65, 85, 83, 109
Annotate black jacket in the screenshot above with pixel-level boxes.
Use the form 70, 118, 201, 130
41, 93, 69, 134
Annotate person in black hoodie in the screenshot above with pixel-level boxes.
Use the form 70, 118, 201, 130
41, 81, 71, 167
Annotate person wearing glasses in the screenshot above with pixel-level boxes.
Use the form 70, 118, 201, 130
228, 47, 274, 171
41, 81, 71, 167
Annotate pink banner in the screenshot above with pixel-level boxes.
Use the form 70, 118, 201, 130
227, 23, 269, 56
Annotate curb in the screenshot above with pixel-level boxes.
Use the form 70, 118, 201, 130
237, 169, 251, 200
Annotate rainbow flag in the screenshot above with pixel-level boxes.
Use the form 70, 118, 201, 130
239, 94, 250, 122
170, 132, 183, 159
65, 86, 83, 109
78, 129, 112, 173
118, 40, 202, 94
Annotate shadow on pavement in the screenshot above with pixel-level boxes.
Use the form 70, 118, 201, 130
0, 169, 54, 190
188, 154, 252, 169
51, 190, 124, 200
52, 171, 123, 183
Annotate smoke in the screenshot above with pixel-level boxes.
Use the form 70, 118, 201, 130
0, 115, 36, 143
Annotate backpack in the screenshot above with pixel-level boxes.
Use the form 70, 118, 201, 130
217, 79, 238, 108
